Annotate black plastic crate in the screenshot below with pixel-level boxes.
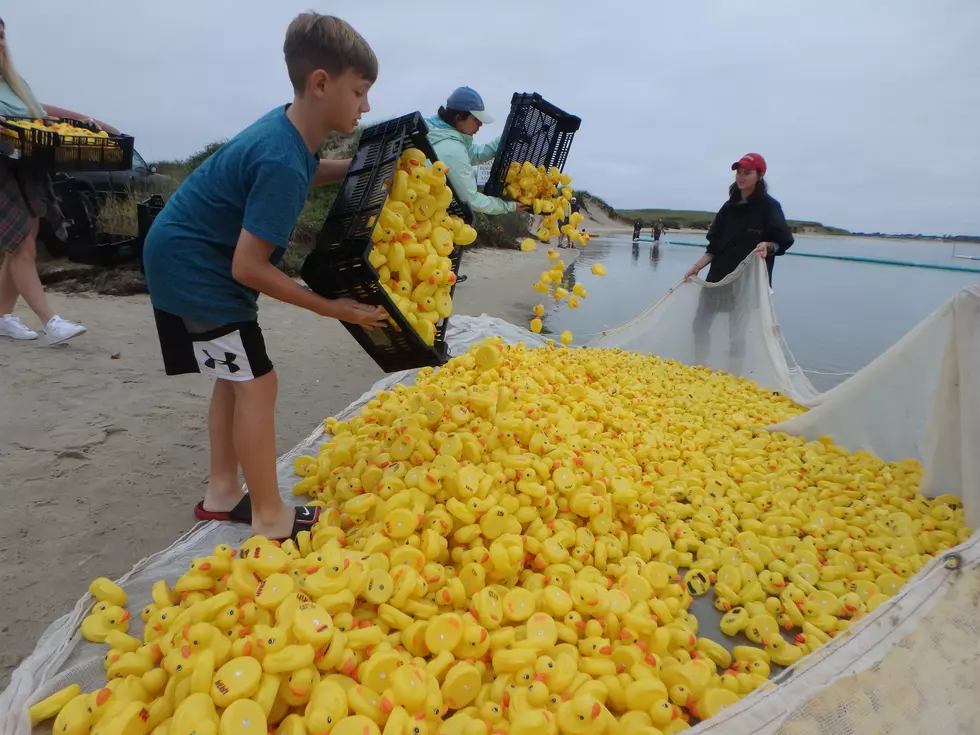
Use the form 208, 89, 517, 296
483, 93, 581, 198
301, 112, 473, 373
66, 234, 141, 268
138, 194, 165, 243
0, 117, 134, 172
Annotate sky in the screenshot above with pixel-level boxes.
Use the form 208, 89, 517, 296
5, 0, 979, 235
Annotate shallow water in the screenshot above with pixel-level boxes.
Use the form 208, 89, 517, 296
539, 234, 979, 391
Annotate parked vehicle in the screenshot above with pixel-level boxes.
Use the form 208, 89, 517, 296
37, 104, 174, 253
68, 148, 175, 197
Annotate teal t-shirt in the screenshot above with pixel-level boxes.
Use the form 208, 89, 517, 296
144, 106, 318, 323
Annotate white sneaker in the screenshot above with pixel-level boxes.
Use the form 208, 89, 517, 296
0, 314, 39, 340
44, 315, 86, 345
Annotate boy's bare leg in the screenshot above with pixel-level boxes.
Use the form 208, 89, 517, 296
232, 370, 294, 539
201, 378, 246, 512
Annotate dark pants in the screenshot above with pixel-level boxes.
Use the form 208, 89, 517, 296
693, 286, 746, 370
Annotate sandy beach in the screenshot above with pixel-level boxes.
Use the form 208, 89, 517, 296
0, 243, 582, 689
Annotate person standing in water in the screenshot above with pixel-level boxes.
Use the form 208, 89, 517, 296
652, 218, 665, 242
683, 153, 794, 369
632, 219, 642, 241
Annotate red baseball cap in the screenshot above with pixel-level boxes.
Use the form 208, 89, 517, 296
732, 153, 767, 175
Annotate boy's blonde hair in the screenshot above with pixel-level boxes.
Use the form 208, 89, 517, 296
284, 13, 378, 93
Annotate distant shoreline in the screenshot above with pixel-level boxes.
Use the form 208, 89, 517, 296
664, 227, 980, 244
579, 195, 980, 243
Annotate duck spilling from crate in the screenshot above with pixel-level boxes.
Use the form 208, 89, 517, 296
371, 147, 478, 347
301, 112, 475, 373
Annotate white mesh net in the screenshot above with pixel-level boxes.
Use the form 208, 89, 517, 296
3, 264, 978, 734
589, 257, 980, 528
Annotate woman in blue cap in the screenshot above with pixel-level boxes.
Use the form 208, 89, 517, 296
427, 87, 528, 216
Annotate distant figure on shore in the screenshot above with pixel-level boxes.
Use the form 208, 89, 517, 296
632, 220, 642, 241
683, 152, 794, 370
652, 219, 665, 242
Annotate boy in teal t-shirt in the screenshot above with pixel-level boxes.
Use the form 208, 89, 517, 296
143, 13, 387, 542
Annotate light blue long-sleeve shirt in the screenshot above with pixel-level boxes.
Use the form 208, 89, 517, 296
0, 77, 45, 118
425, 116, 515, 216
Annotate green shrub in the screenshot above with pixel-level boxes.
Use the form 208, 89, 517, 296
576, 190, 615, 217
474, 210, 533, 249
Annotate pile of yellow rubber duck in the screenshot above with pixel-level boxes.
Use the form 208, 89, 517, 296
369, 148, 479, 346
2, 117, 113, 143
32, 342, 970, 735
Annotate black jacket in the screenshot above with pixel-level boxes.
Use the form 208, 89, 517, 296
704, 194, 794, 283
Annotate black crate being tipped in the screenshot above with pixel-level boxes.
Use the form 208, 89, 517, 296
301, 112, 473, 373
483, 93, 582, 198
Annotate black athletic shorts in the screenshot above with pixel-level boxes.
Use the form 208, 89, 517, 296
152, 308, 273, 381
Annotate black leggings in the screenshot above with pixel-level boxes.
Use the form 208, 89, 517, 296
693, 287, 746, 367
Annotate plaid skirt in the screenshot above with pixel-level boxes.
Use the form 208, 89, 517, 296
0, 163, 49, 254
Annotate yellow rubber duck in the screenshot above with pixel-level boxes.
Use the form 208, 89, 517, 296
88, 578, 128, 607
765, 637, 805, 667
81, 604, 130, 643
305, 680, 349, 735
557, 697, 605, 735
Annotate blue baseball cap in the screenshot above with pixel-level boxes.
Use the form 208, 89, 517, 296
446, 86, 494, 124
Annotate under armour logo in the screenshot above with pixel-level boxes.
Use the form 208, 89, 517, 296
202, 350, 240, 373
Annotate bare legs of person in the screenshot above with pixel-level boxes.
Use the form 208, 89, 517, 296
0, 218, 54, 323
0, 216, 86, 343
204, 371, 296, 540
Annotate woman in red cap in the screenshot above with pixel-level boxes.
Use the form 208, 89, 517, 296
684, 153, 794, 369
684, 153, 793, 284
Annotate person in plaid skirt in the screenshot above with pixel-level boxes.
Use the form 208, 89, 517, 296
0, 16, 85, 344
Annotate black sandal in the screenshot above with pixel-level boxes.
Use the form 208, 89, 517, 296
194, 494, 252, 524
272, 505, 322, 542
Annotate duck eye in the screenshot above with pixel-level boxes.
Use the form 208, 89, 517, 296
326, 717, 332, 724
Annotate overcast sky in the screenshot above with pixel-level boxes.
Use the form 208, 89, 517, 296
5, 0, 978, 234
